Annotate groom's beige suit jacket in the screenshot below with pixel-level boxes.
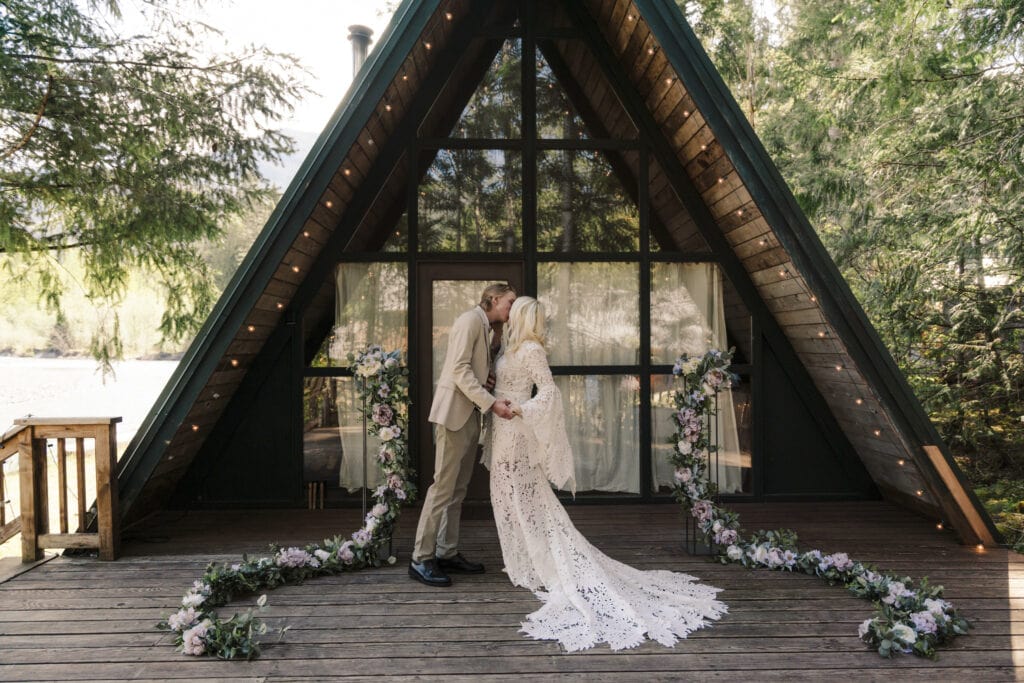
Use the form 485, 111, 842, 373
428, 306, 495, 431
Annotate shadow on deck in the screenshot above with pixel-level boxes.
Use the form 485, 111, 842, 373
0, 501, 1021, 681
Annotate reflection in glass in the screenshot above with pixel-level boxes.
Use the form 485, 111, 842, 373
303, 377, 385, 493
536, 48, 587, 140
538, 262, 639, 365
381, 213, 408, 253
650, 262, 724, 364
556, 375, 639, 494
325, 262, 407, 366
650, 375, 752, 494
449, 39, 521, 139
418, 149, 522, 252
537, 150, 639, 252
431, 280, 497, 393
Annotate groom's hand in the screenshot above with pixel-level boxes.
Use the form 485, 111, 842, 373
484, 372, 496, 391
491, 399, 515, 420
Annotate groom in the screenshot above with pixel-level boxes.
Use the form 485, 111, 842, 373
409, 283, 517, 587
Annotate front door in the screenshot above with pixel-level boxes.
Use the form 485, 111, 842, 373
416, 262, 524, 500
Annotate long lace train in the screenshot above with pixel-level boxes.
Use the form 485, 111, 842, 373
489, 342, 727, 651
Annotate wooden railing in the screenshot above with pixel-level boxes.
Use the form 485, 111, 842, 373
2, 417, 122, 562
0, 425, 26, 546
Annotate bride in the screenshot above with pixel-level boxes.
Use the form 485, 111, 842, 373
487, 296, 727, 652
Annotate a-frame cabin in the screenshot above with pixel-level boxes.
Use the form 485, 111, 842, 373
116, 0, 998, 546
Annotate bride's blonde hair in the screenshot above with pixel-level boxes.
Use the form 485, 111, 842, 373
506, 296, 547, 353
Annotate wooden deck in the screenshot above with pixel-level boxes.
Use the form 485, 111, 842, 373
0, 501, 1021, 681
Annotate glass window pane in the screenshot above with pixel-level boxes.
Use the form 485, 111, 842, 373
651, 262, 726, 364
431, 280, 497, 393
537, 49, 588, 140
317, 262, 407, 366
418, 149, 522, 252
434, 39, 522, 139
650, 374, 752, 495
556, 375, 639, 494
538, 262, 639, 365
540, 39, 638, 139
303, 377, 385, 495
537, 150, 639, 252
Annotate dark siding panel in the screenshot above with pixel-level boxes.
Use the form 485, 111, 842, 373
761, 342, 878, 499
173, 339, 300, 507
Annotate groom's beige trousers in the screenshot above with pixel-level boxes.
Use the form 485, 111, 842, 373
412, 415, 481, 562
413, 306, 494, 563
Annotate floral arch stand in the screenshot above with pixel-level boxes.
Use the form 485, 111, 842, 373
669, 350, 970, 659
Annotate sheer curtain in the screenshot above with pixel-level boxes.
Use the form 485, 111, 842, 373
539, 262, 640, 493
332, 263, 407, 491
650, 263, 743, 493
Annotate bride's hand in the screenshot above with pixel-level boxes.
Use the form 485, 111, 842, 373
509, 402, 523, 417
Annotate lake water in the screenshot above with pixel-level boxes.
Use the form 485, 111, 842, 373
0, 356, 179, 449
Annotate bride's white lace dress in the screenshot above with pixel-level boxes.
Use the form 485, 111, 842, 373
488, 341, 727, 651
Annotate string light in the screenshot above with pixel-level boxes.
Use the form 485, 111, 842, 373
628, 13, 635, 21
916, 490, 924, 496
855, 398, 863, 405
936, 522, 943, 530
700, 143, 707, 151
898, 459, 905, 466
834, 364, 843, 372
424, 41, 432, 50
247, 325, 256, 333
778, 268, 789, 278
276, 302, 284, 310
665, 77, 674, 85
292, 265, 300, 273
717, 176, 725, 184
325, 200, 333, 209
402, 74, 408, 81
191, 424, 199, 432
303, 230, 311, 238
736, 209, 744, 216
682, 110, 690, 117
385, 103, 392, 112
344, 168, 351, 176
817, 330, 826, 337
230, 359, 239, 368
874, 429, 882, 436
648, 47, 655, 55
444, 11, 453, 20
976, 543, 985, 551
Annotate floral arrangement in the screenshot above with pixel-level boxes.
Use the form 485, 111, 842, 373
669, 349, 970, 659
157, 345, 414, 659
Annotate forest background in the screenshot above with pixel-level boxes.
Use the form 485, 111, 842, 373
2, 0, 1022, 544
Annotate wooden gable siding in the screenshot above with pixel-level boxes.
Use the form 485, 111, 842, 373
580, 0, 979, 530
119, 0, 470, 523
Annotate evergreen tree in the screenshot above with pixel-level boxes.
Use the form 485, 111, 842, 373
1, 0, 306, 363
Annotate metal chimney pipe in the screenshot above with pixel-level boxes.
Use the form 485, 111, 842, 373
348, 25, 374, 78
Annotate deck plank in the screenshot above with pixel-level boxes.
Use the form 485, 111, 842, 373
0, 502, 1020, 680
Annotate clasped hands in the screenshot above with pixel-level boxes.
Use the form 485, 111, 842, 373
491, 398, 522, 420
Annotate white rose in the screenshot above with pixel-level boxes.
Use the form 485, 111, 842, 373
752, 544, 770, 564
379, 426, 395, 442
678, 439, 692, 455
858, 619, 873, 639
891, 623, 916, 645
712, 519, 724, 534
726, 545, 744, 561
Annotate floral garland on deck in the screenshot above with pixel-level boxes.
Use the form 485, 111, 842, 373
669, 349, 970, 659
157, 346, 414, 659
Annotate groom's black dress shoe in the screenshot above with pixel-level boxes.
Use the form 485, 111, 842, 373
409, 559, 452, 587
437, 553, 485, 574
